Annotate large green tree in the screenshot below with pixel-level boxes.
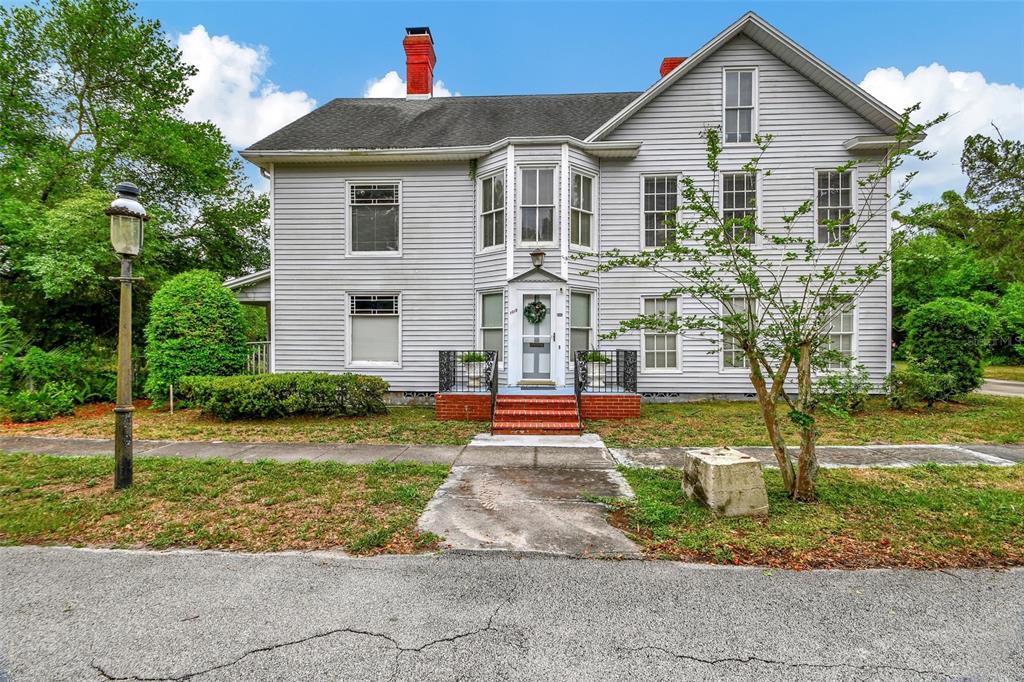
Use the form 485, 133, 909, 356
0, 0, 268, 346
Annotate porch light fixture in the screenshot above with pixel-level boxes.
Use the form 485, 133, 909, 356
105, 182, 148, 490
530, 250, 545, 268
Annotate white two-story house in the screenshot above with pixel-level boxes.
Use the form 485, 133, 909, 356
230, 13, 901, 427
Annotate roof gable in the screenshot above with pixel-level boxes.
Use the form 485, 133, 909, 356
509, 266, 566, 283
586, 12, 902, 141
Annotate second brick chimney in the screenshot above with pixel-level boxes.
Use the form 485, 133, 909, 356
403, 27, 436, 98
660, 57, 686, 78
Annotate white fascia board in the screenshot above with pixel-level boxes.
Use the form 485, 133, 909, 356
224, 269, 270, 290
844, 134, 926, 152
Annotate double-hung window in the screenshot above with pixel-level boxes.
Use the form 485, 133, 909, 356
724, 68, 755, 143
349, 294, 400, 366
825, 307, 855, 369
570, 291, 593, 356
570, 172, 594, 249
722, 172, 757, 243
350, 183, 400, 253
642, 297, 679, 370
816, 170, 854, 244
643, 175, 678, 248
480, 291, 503, 362
480, 173, 505, 249
520, 168, 555, 245
722, 296, 753, 369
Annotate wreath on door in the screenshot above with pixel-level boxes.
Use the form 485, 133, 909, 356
524, 299, 548, 325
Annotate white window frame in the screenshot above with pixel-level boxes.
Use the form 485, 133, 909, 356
719, 171, 759, 245
569, 289, 596, 358
815, 167, 857, 245
722, 67, 758, 145
640, 295, 680, 373
346, 180, 403, 257
640, 173, 681, 250
477, 289, 505, 368
569, 169, 596, 252
345, 292, 402, 369
518, 165, 557, 247
478, 171, 506, 253
719, 296, 755, 372
823, 305, 857, 370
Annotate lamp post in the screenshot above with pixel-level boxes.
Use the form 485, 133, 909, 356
105, 182, 147, 490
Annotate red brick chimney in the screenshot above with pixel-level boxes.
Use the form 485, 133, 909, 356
660, 57, 686, 78
403, 27, 436, 98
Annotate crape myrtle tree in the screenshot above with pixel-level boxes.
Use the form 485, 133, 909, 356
586, 106, 944, 501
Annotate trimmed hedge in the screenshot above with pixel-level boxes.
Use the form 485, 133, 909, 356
178, 373, 390, 420
904, 297, 995, 397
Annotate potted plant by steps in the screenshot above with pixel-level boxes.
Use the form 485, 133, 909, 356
585, 351, 611, 389
461, 351, 489, 389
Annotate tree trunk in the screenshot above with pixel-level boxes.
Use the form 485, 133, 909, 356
794, 341, 818, 501
748, 361, 796, 495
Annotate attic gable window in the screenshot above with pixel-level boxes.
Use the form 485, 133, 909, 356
349, 182, 400, 254
724, 68, 756, 143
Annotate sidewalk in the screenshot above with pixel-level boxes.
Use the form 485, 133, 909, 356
1, 434, 1021, 467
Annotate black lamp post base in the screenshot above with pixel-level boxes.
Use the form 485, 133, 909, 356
114, 405, 134, 489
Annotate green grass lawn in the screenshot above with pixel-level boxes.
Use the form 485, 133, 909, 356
985, 365, 1024, 382
0, 453, 449, 553
4, 401, 487, 445
593, 394, 1024, 448
607, 464, 1024, 569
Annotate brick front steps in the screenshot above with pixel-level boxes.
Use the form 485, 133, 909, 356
492, 395, 582, 435
435, 391, 642, 428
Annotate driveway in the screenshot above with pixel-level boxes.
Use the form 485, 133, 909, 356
1, 547, 1021, 681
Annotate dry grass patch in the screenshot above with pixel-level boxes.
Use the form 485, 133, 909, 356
607, 464, 1024, 569
0, 453, 449, 554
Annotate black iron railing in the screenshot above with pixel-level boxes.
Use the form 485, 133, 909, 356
574, 349, 638, 394
439, 350, 498, 393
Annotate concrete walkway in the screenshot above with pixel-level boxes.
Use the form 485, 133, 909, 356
1, 434, 1020, 467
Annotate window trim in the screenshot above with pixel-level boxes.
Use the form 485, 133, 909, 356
477, 288, 505, 368
518, 165, 558, 248
639, 172, 682, 251
477, 171, 506, 254
722, 66, 758, 146
345, 291, 402, 369
346, 179, 403, 257
639, 295, 681, 374
814, 167, 858, 246
719, 170, 760, 245
823, 304, 858, 371
719, 295, 756, 373
569, 168, 597, 253
569, 288, 596, 357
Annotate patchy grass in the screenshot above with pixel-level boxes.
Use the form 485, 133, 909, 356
0, 453, 449, 554
593, 395, 1024, 448
608, 464, 1024, 569
2, 401, 486, 446
985, 365, 1024, 382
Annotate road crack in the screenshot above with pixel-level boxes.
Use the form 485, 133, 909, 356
92, 583, 519, 682
618, 645, 951, 678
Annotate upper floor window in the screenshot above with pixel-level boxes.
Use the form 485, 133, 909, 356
520, 168, 555, 245
349, 294, 400, 366
722, 295, 753, 369
816, 170, 853, 244
724, 68, 755, 143
825, 307, 855, 369
570, 172, 594, 249
642, 296, 679, 371
349, 182, 400, 253
722, 172, 757, 243
480, 173, 505, 250
643, 175, 678, 248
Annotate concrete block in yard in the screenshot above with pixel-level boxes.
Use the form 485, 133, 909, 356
681, 447, 769, 517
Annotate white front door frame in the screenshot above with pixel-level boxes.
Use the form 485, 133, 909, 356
507, 281, 566, 387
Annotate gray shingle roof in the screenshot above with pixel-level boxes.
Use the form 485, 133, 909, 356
245, 92, 642, 151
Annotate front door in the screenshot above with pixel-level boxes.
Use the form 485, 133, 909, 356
521, 293, 552, 381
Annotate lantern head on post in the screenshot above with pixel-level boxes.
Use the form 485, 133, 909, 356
105, 182, 148, 258
530, 250, 545, 269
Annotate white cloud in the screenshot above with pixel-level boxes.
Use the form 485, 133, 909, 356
860, 63, 1024, 204
178, 25, 316, 148
363, 70, 459, 98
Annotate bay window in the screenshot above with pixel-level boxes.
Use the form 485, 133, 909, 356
570, 172, 594, 249
570, 291, 593, 356
480, 291, 503, 362
520, 168, 555, 245
480, 173, 505, 249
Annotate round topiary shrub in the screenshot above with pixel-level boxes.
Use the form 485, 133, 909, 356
904, 297, 995, 397
144, 270, 248, 402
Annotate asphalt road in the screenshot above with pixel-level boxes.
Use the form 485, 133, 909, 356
1, 547, 1021, 681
